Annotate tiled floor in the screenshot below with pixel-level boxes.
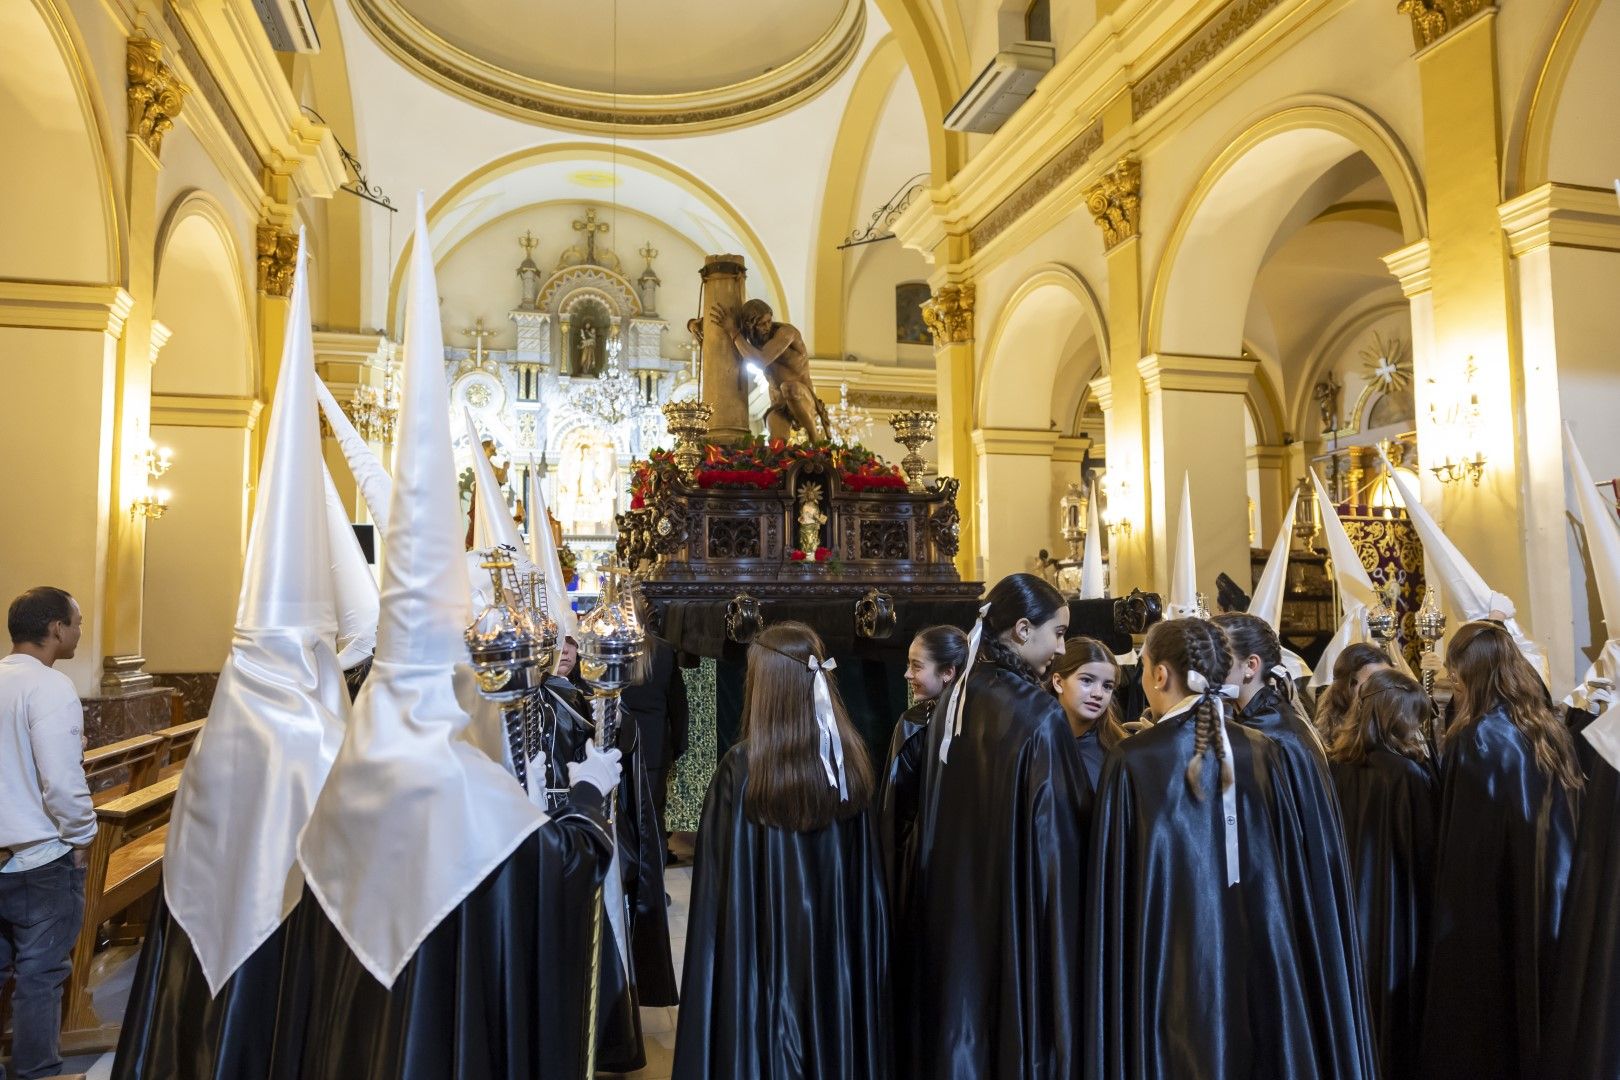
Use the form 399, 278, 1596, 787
62, 866, 695, 1080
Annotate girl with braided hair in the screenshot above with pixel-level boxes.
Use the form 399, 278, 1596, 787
1327, 668, 1437, 1080
1086, 617, 1378, 1080
1419, 620, 1581, 1080
907, 573, 1091, 1079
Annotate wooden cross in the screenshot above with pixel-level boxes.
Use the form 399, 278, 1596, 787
573, 208, 610, 264
463, 317, 497, 363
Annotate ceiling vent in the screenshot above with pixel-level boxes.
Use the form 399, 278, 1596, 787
944, 42, 1055, 134
253, 0, 320, 53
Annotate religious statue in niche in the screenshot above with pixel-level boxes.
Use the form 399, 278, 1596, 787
577, 324, 599, 376
710, 298, 830, 442
516, 230, 542, 310
1313, 372, 1343, 434
555, 428, 618, 536
797, 481, 828, 553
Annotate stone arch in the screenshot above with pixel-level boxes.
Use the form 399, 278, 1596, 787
145, 194, 260, 676
0, 0, 122, 282
1146, 97, 1427, 358
871, 0, 968, 183
1514, 0, 1620, 191
976, 264, 1109, 429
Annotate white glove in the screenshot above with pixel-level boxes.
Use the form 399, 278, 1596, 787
568, 742, 622, 798
1586, 678, 1616, 712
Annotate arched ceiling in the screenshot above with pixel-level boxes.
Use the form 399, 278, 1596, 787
352, 0, 864, 131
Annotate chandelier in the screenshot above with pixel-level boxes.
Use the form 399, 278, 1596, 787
346, 363, 401, 442
825, 382, 872, 445
570, 329, 648, 428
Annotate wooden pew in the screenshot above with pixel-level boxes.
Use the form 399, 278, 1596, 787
155, 719, 204, 780
82, 732, 165, 805
58, 774, 179, 1054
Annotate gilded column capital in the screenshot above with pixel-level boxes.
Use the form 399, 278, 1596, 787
256, 224, 298, 297
1396, 0, 1490, 50
126, 37, 188, 158
1084, 158, 1141, 251
921, 283, 975, 348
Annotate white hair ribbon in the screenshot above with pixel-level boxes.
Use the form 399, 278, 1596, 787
938, 602, 991, 764
808, 655, 847, 801
1269, 663, 1292, 682
1184, 669, 1242, 885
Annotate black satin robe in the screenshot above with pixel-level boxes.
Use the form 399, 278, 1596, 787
877, 698, 933, 917
1330, 747, 1437, 1080
542, 682, 678, 1072
1419, 705, 1578, 1080
672, 745, 891, 1079
1085, 709, 1379, 1080
908, 661, 1092, 1079
1544, 709, 1620, 1077
111, 787, 613, 1080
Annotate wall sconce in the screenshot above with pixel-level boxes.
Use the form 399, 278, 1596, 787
1101, 476, 1133, 538
142, 440, 174, 480
132, 485, 170, 520
1427, 358, 1488, 486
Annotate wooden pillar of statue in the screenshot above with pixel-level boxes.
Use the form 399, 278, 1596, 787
699, 254, 751, 444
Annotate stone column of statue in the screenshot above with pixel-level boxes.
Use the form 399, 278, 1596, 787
695, 254, 752, 443
711, 298, 828, 443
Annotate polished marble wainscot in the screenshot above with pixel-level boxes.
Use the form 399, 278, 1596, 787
80, 686, 178, 750
151, 671, 219, 721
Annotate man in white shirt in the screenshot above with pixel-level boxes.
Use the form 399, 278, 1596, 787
0, 587, 94, 1080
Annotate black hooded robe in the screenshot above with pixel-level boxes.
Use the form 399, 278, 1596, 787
877, 697, 933, 918
1085, 707, 1379, 1080
1329, 747, 1438, 1080
907, 661, 1092, 1079
672, 745, 891, 1079
1543, 708, 1620, 1077
1419, 705, 1578, 1080
111, 786, 613, 1080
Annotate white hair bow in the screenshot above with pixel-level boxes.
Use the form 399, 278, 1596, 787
938, 602, 991, 764
808, 655, 846, 801
1184, 667, 1241, 886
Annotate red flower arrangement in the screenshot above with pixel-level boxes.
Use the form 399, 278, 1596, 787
814, 546, 831, 562
630, 437, 904, 499
695, 467, 780, 490
841, 472, 908, 492
789, 549, 808, 562
790, 547, 833, 563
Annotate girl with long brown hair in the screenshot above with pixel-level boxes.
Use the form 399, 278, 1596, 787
1419, 620, 1582, 1080
1328, 668, 1437, 1080
1314, 642, 1392, 745
1086, 617, 1377, 1079
673, 622, 889, 1079
1047, 635, 1128, 786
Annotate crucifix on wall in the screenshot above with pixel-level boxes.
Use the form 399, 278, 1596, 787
464, 317, 497, 365
573, 208, 610, 265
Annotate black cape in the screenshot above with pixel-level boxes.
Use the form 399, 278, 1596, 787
1544, 708, 1620, 1077
908, 661, 1092, 1079
1085, 706, 1379, 1080
1419, 705, 1578, 1080
877, 697, 933, 918
1330, 747, 1438, 1080
111, 786, 613, 1080
672, 745, 891, 1079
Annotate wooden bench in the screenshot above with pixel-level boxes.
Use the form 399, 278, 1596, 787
82, 732, 165, 806
155, 719, 204, 780
59, 774, 179, 1054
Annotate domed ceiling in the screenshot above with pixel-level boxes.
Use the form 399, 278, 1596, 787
351, 0, 863, 132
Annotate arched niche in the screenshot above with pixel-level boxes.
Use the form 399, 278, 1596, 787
144, 198, 258, 676
977, 265, 1109, 430
1147, 99, 1426, 358
1517, 0, 1620, 190
0, 0, 120, 282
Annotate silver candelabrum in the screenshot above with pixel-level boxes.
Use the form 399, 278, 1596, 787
889, 410, 938, 494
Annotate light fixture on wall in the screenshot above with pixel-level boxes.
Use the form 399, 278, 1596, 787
346, 362, 401, 442
141, 438, 173, 481
1426, 356, 1487, 486
1100, 474, 1133, 538
132, 438, 174, 519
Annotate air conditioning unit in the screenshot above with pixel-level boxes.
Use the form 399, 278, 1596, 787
944, 42, 1056, 134
253, 0, 320, 53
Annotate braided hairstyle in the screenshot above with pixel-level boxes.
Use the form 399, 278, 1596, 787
977, 573, 1067, 685
1211, 612, 1294, 704
1144, 618, 1236, 799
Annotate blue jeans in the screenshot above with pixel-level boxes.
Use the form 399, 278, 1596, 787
0, 854, 86, 1080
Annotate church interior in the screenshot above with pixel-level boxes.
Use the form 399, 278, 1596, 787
4, 0, 1620, 1076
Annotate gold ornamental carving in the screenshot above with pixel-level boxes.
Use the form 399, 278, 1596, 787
126, 37, 188, 158
1085, 158, 1142, 251
1131, 0, 1284, 119
921, 284, 974, 348
968, 120, 1104, 253
1396, 0, 1489, 49
257, 225, 298, 298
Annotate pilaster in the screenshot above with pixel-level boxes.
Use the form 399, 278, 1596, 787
972, 427, 1062, 582
921, 280, 978, 579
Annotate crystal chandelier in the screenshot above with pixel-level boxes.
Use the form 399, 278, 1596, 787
345, 363, 401, 442
570, 329, 648, 428
825, 382, 872, 445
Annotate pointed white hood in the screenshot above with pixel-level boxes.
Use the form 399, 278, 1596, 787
1167, 473, 1199, 618
1378, 449, 1546, 681
298, 196, 545, 988
1079, 479, 1105, 600
322, 464, 379, 670
464, 408, 529, 560
528, 466, 578, 643
1250, 498, 1311, 681
315, 378, 392, 539
1309, 469, 1387, 689
1562, 425, 1620, 767
164, 233, 350, 994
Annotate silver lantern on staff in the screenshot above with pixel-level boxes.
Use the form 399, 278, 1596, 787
464, 545, 559, 791
1416, 586, 1446, 693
